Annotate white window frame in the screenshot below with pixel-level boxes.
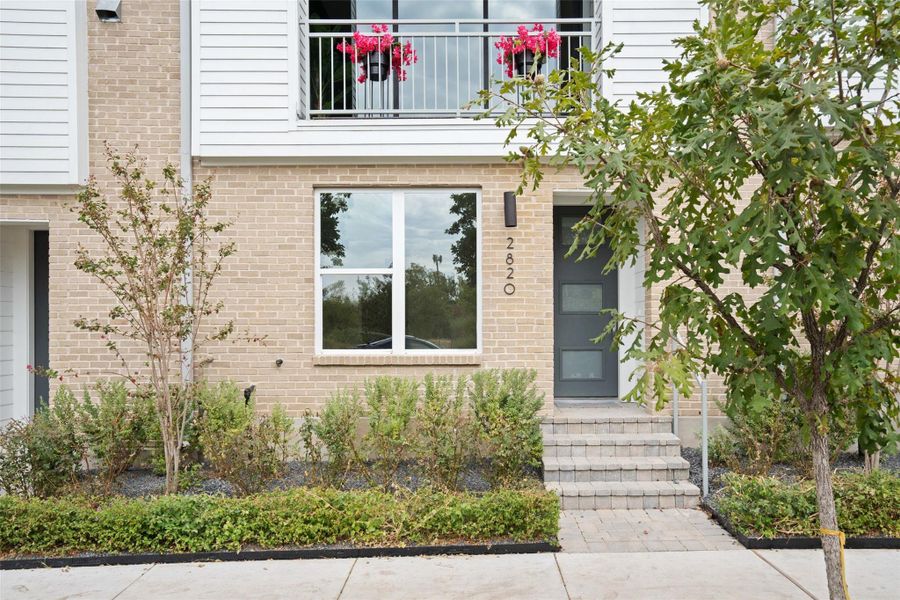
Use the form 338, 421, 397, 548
314, 188, 482, 357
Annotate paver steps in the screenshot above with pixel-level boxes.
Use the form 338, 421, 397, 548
545, 481, 700, 510
542, 407, 701, 510
543, 456, 690, 483
543, 433, 683, 458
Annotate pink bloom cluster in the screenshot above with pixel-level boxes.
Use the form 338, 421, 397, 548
494, 24, 561, 78
336, 24, 418, 83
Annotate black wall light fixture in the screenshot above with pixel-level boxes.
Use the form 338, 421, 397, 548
504, 191, 517, 227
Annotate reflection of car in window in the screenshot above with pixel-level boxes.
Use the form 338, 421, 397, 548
356, 334, 441, 350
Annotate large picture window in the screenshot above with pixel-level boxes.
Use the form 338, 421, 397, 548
316, 189, 480, 354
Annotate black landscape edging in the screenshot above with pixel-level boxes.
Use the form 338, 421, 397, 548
0, 540, 559, 570
702, 501, 900, 550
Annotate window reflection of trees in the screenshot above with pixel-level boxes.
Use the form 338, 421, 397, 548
319, 192, 349, 266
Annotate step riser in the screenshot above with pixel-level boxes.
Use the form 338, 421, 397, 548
559, 494, 700, 510
544, 445, 681, 458
544, 468, 689, 483
541, 422, 671, 435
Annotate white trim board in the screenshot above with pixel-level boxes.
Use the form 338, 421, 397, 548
0, 227, 34, 423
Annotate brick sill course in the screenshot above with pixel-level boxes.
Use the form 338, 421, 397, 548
313, 354, 482, 367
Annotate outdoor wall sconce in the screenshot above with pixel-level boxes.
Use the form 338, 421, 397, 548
504, 191, 517, 227
243, 385, 256, 405
275, 358, 284, 367
96, 0, 122, 22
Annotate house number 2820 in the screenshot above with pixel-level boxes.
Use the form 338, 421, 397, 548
504, 237, 516, 295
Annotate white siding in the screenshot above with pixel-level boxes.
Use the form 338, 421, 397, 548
193, 0, 707, 160
0, 1, 87, 187
192, 0, 293, 154
0, 227, 31, 424
602, 0, 706, 105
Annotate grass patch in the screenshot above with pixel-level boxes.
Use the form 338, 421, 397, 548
0, 488, 559, 556
713, 470, 900, 539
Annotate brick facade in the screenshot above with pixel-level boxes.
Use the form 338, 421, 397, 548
1, 0, 742, 422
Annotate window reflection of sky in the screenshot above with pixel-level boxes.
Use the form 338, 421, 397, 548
321, 192, 393, 269
405, 192, 465, 274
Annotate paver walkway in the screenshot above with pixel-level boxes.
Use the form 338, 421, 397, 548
559, 508, 740, 552
4, 550, 899, 599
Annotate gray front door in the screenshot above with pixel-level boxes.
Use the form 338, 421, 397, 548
553, 206, 618, 399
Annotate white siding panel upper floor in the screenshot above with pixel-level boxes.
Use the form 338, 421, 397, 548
192, 0, 295, 152
0, 1, 87, 189
601, 0, 707, 105
193, 0, 707, 162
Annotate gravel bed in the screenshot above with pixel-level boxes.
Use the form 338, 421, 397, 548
114, 460, 539, 499
682, 447, 900, 499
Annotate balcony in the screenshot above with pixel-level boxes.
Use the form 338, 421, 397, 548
304, 18, 596, 119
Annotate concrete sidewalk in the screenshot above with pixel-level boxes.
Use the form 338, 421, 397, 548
3, 549, 897, 600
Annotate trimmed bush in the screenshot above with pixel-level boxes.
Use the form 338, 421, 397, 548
0, 387, 83, 498
196, 382, 294, 496
300, 389, 363, 487
364, 376, 419, 488
417, 374, 473, 490
0, 488, 559, 556
79, 381, 155, 494
714, 471, 900, 538
470, 369, 544, 485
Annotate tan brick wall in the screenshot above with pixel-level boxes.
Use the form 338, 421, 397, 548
1, 0, 181, 393
0, 0, 775, 420
192, 164, 592, 416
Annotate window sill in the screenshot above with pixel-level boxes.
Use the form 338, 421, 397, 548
313, 354, 482, 367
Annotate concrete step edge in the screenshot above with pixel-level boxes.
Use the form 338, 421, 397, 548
544, 481, 701, 497
543, 433, 682, 446
542, 456, 690, 471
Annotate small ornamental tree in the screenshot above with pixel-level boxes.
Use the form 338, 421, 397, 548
476, 1, 898, 598
73, 145, 235, 494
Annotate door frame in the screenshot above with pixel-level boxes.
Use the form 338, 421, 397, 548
1, 220, 49, 422
552, 192, 645, 402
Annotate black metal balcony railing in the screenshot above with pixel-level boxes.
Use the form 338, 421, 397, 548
304, 18, 597, 119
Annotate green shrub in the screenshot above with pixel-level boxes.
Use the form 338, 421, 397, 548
780, 407, 859, 474
79, 381, 154, 493
300, 389, 363, 487
715, 471, 900, 538
470, 369, 544, 485
718, 396, 793, 474
705, 426, 738, 468
0, 488, 560, 555
364, 376, 419, 488
719, 393, 858, 475
416, 374, 473, 490
196, 382, 293, 496
0, 387, 84, 498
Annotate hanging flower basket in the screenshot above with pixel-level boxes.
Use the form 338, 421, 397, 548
513, 49, 541, 78
495, 24, 561, 78
366, 49, 392, 82
336, 24, 418, 84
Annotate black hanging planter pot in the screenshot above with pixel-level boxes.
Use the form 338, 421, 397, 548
514, 49, 544, 78
366, 50, 392, 82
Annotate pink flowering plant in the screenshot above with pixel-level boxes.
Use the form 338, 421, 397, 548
336, 24, 418, 83
494, 24, 561, 78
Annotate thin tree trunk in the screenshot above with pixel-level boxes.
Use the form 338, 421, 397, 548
864, 450, 880, 473
810, 426, 848, 600
164, 432, 180, 494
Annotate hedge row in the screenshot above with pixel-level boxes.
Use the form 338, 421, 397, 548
0, 488, 559, 556
714, 470, 900, 539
